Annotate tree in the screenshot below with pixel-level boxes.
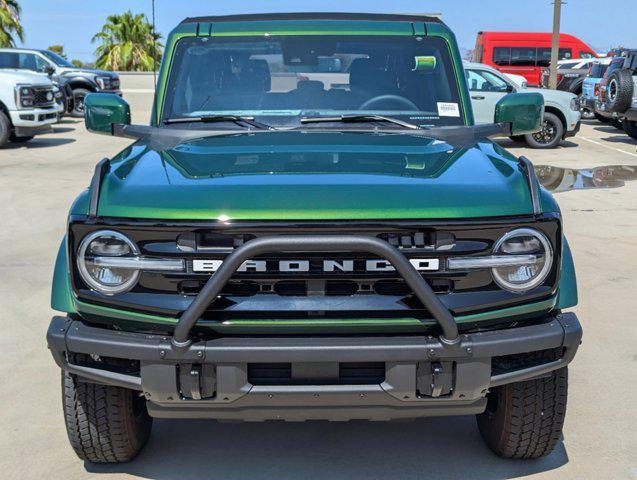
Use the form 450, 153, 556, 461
48, 44, 67, 59
0, 0, 24, 48
92, 11, 162, 71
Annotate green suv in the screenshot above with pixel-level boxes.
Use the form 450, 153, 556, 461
47, 13, 582, 463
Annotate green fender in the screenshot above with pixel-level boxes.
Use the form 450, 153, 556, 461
556, 235, 578, 309
51, 236, 76, 313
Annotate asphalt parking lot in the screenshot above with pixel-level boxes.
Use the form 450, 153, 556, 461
0, 87, 636, 480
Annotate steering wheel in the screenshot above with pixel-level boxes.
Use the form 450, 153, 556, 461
359, 94, 419, 111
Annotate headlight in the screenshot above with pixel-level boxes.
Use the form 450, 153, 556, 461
491, 228, 553, 292
95, 76, 111, 90
77, 230, 140, 295
15, 84, 34, 109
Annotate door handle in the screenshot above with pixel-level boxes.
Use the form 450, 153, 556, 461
471, 95, 485, 100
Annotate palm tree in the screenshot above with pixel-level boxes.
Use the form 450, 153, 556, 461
0, 0, 24, 48
92, 11, 162, 71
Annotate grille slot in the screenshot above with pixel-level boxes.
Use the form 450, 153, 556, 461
248, 362, 386, 386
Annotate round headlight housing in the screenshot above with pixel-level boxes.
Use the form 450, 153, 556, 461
77, 230, 140, 295
492, 228, 553, 292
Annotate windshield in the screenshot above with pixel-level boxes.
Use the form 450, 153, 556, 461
41, 50, 75, 68
162, 35, 465, 128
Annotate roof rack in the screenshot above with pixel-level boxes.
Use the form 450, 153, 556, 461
180, 12, 443, 25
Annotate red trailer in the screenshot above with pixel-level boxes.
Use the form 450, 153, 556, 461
473, 31, 597, 86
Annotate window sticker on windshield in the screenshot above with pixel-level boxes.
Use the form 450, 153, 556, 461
437, 102, 460, 117
412, 55, 437, 71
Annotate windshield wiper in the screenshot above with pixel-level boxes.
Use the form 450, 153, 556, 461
300, 114, 421, 130
164, 115, 273, 130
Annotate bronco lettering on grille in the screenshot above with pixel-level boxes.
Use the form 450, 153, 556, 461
192, 258, 439, 273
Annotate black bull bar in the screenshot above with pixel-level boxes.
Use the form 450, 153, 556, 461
171, 235, 460, 348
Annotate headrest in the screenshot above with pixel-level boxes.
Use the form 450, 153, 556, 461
349, 58, 397, 93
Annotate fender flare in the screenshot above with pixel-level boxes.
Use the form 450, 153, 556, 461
51, 236, 76, 313
63, 74, 97, 92
556, 235, 578, 309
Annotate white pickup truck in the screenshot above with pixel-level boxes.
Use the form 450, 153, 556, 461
0, 69, 62, 147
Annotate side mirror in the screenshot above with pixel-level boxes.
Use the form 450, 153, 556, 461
45, 65, 56, 76
495, 92, 544, 136
84, 93, 130, 135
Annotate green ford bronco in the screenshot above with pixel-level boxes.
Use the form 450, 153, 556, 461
47, 13, 582, 463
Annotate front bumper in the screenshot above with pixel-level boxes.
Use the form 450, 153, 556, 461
47, 312, 582, 421
9, 107, 60, 129
582, 97, 596, 111
564, 119, 581, 138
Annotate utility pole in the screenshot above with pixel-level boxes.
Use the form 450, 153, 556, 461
548, 0, 562, 89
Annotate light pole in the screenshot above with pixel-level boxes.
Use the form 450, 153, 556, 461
548, 0, 563, 90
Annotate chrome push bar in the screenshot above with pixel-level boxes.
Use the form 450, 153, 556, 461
171, 235, 460, 348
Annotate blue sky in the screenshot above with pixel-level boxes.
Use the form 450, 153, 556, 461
17, 0, 636, 62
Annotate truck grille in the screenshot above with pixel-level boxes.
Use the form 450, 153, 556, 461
70, 218, 561, 320
32, 86, 55, 107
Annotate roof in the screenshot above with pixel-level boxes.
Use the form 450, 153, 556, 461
180, 12, 443, 25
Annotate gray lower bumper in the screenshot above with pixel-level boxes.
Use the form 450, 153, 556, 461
47, 313, 582, 421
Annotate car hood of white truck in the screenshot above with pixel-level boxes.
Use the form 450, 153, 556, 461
0, 69, 52, 86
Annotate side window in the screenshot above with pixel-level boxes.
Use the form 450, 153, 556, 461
17, 53, 38, 71
34, 55, 51, 73
0, 52, 19, 68
559, 48, 573, 60
466, 69, 509, 92
579, 51, 595, 59
510, 47, 536, 66
492, 47, 510, 66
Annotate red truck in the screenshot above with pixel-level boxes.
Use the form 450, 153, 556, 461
473, 31, 597, 86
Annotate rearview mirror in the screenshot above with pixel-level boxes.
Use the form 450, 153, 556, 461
84, 93, 131, 135
495, 93, 544, 136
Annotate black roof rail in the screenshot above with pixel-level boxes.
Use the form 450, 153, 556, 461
180, 12, 443, 25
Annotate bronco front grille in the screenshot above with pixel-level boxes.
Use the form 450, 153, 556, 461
69, 217, 561, 320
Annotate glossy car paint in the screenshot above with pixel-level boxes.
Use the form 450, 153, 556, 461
52, 14, 578, 332
96, 133, 539, 220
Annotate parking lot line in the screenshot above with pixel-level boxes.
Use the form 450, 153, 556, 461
579, 136, 637, 158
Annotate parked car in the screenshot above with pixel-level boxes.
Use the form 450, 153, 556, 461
0, 48, 121, 117
502, 72, 527, 87
540, 58, 596, 94
473, 31, 597, 86
47, 13, 581, 464
0, 69, 62, 147
598, 49, 637, 139
465, 61, 581, 148
595, 51, 635, 136
581, 57, 613, 120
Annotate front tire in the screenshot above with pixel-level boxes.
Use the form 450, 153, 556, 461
476, 367, 568, 459
524, 112, 564, 149
70, 88, 91, 118
0, 111, 11, 147
62, 369, 152, 463
623, 119, 637, 139
611, 117, 624, 130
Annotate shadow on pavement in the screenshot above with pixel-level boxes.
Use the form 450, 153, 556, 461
4, 137, 76, 149
51, 126, 76, 134
86, 416, 568, 480
496, 139, 578, 149
600, 135, 637, 145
